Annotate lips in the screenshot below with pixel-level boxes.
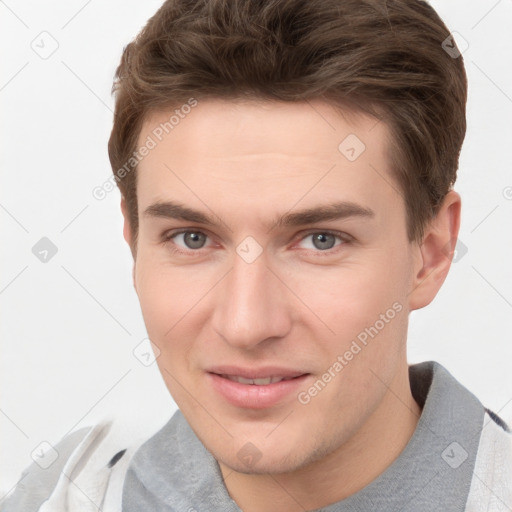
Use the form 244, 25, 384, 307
207, 366, 310, 409
207, 365, 307, 380
221, 375, 296, 385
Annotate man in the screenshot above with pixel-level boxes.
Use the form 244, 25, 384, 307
3, 0, 511, 511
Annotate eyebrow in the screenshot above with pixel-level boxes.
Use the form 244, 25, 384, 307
143, 200, 375, 230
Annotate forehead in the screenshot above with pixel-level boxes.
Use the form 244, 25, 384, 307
139, 98, 385, 160
135, 98, 402, 226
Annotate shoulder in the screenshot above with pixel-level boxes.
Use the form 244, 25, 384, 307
1, 427, 92, 512
1, 419, 149, 512
465, 409, 512, 511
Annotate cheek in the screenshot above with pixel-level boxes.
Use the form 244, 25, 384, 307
288, 258, 406, 335
287, 255, 410, 399
135, 269, 198, 397
298, 301, 408, 436
134, 257, 215, 380
135, 251, 203, 329
134, 259, 187, 348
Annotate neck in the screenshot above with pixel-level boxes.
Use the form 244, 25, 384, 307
219, 365, 422, 512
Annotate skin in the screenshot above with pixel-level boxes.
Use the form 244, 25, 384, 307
122, 98, 461, 511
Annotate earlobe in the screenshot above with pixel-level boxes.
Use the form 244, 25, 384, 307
408, 190, 461, 311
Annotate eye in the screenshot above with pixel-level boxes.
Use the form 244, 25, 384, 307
165, 230, 209, 250
297, 231, 347, 251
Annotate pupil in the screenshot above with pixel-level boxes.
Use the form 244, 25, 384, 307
185, 232, 205, 249
313, 233, 335, 250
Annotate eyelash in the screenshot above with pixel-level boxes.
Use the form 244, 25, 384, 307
161, 229, 352, 256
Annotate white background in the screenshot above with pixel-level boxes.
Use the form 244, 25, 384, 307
1, 0, 511, 496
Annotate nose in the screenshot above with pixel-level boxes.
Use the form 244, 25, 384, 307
210, 251, 292, 350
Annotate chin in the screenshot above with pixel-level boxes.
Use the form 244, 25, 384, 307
219, 448, 310, 476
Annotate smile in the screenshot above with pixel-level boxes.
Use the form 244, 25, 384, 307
208, 372, 310, 409
220, 375, 297, 385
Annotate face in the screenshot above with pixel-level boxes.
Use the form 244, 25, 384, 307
129, 98, 420, 474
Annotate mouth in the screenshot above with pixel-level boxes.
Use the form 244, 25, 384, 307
207, 368, 310, 409
218, 374, 300, 385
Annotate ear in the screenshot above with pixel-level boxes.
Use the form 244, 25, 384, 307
408, 190, 461, 311
120, 197, 137, 290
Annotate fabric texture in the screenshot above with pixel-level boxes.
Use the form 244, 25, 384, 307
2, 361, 511, 511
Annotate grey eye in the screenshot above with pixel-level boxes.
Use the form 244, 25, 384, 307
297, 232, 345, 251
311, 233, 337, 250
179, 231, 207, 249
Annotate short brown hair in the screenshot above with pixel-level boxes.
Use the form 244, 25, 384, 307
108, 0, 467, 246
